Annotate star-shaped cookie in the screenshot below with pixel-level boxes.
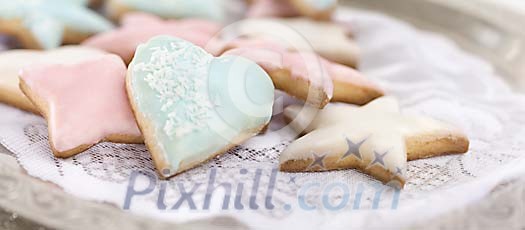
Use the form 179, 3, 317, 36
19, 54, 143, 157
279, 97, 470, 187
0, 0, 113, 49
83, 13, 221, 64
0, 46, 108, 113
234, 18, 359, 67
220, 38, 383, 107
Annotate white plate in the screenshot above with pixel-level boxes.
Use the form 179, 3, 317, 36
0, 0, 524, 229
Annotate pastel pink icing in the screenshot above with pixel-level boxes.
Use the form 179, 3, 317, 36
82, 13, 222, 63
222, 38, 380, 95
329, 61, 382, 90
247, 0, 300, 18
20, 54, 142, 152
222, 39, 337, 96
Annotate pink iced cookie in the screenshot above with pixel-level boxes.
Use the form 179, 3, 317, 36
19, 54, 143, 157
246, 0, 337, 20
246, 0, 299, 18
82, 13, 222, 64
223, 39, 333, 108
221, 38, 383, 106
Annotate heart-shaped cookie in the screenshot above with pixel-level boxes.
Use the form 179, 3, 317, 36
127, 36, 275, 178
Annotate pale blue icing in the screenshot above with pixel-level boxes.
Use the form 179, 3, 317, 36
129, 36, 274, 177
0, 0, 113, 49
118, 0, 225, 21
303, 0, 337, 10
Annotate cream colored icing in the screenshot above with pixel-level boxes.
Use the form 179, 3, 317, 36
0, 46, 108, 110
235, 18, 359, 66
19, 54, 142, 152
82, 13, 221, 63
280, 97, 465, 184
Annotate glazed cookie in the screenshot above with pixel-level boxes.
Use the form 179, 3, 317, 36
106, 0, 226, 21
246, 0, 300, 18
222, 40, 332, 108
0, 0, 114, 49
83, 13, 221, 64
127, 36, 274, 178
19, 54, 143, 157
221, 39, 383, 107
0, 46, 107, 113
288, 0, 338, 20
235, 18, 359, 67
279, 97, 470, 188
247, 0, 337, 20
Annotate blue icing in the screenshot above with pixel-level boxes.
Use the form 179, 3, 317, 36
303, 0, 337, 10
129, 36, 274, 176
119, 0, 225, 21
0, 0, 113, 49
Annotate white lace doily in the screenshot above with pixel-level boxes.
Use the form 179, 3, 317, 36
1, 9, 525, 229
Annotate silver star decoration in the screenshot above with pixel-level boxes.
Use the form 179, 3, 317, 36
340, 137, 367, 160
395, 167, 404, 176
279, 97, 469, 188
308, 152, 327, 169
370, 150, 389, 167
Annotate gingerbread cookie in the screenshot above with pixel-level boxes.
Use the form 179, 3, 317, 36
0, 0, 113, 49
234, 18, 359, 67
0, 46, 107, 113
247, 0, 337, 20
19, 54, 142, 157
83, 13, 221, 64
220, 38, 383, 107
127, 36, 274, 178
279, 97, 470, 187
106, 0, 226, 21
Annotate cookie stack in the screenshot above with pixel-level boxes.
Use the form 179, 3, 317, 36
0, 0, 469, 188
